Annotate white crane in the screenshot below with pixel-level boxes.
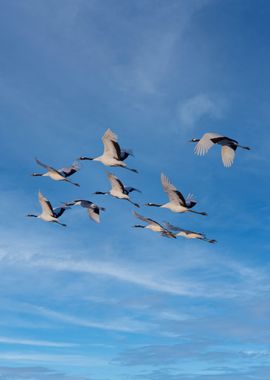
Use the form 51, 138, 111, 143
80, 129, 138, 173
190, 133, 250, 167
64, 200, 105, 223
27, 191, 70, 227
145, 173, 207, 216
164, 222, 216, 243
32, 158, 80, 186
133, 211, 176, 239
93, 172, 140, 208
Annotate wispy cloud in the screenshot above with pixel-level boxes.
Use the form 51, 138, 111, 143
27, 252, 270, 300
0, 352, 106, 367
0, 336, 76, 348
26, 304, 153, 334
29, 256, 208, 297
178, 93, 226, 128
115, 342, 270, 368
0, 366, 93, 380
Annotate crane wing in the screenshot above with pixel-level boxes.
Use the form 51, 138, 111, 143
185, 193, 197, 208
38, 191, 54, 216
163, 222, 183, 232
35, 158, 61, 176
164, 222, 204, 237
58, 160, 80, 177
221, 145, 236, 167
87, 205, 101, 223
194, 133, 222, 156
124, 186, 141, 194
75, 199, 93, 208
160, 230, 176, 239
161, 173, 186, 206
133, 211, 162, 228
102, 129, 121, 159
120, 149, 133, 161
53, 206, 69, 218
107, 172, 125, 193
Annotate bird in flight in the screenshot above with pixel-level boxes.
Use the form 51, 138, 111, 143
190, 133, 250, 167
145, 173, 207, 216
93, 172, 140, 208
32, 158, 80, 186
133, 211, 176, 239
80, 129, 138, 173
63, 200, 105, 223
164, 222, 216, 243
27, 191, 70, 227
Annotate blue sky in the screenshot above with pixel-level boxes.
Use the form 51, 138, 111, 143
1, 0, 270, 379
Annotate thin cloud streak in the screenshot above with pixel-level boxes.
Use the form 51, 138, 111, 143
30, 257, 207, 297
0, 352, 106, 367
28, 255, 268, 300
27, 305, 153, 334
0, 336, 77, 348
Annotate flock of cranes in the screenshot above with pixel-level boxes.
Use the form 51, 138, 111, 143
27, 129, 250, 243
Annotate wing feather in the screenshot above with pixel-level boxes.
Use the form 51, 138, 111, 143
59, 160, 80, 177
35, 158, 61, 175
161, 173, 186, 206
102, 129, 121, 159
133, 211, 162, 228
53, 206, 69, 218
38, 191, 54, 216
107, 172, 125, 193
221, 145, 235, 167
194, 133, 222, 156
87, 206, 100, 223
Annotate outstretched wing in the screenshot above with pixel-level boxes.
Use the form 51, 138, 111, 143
161, 173, 186, 206
120, 149, 133, 161
164, 222, 204, 237
107, 172, 125, 193
38, 191, 54, 216
163, 222, 183, 232
124, 186, 141, 194
133, 211, 162, 228
35, 158, 61, 175
194, 133, 222, 156
221, 145, 236, 167
87, 205, 101, 223
102, 129, 121, 159
160, 230, 176, 239
53, 206, 69, 218
185, 193, 197, 208
59, 160, 80, 178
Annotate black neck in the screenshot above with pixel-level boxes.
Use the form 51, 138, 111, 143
79, 156, 93, 161
145, 203, 161, 207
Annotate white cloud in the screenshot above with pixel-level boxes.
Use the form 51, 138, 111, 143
0, 336, 76, 348
178, 93, 225, 128
0, 352, 106, 367
27, 305, 154, 334
31, 257, 204, 297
